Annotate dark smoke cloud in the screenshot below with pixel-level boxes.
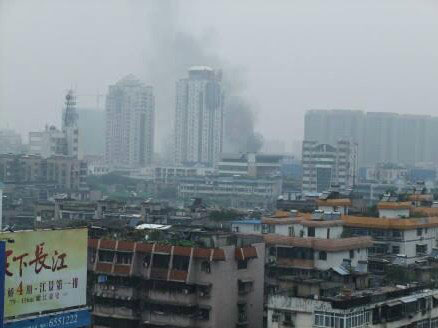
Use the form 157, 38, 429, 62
143, 1, 263, 155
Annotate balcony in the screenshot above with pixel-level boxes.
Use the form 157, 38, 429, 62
93, 304, 138, 319
146, 289, 197, 305
142, 311, 195, 327
276, 258, 315, 269
94, 284, 138, 300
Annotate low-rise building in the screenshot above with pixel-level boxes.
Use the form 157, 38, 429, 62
88, 233, 265, 328
302, 140, 358, 194
178, 176, 282, 209
268, 285, 438, 328
0, 154, 87, 191
232, 211, 372, 299
344, 215, 438, 266
217, 153, 288, 178
0, 129, 22, 154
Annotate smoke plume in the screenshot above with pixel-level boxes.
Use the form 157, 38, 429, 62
142, 1, 263, 155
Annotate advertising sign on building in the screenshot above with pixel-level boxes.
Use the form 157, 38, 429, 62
4, 309, 91, 328
2, 228, 87, 318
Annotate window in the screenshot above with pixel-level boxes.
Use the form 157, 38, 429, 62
349, 250, 355, 259
319, 251, 327, 260
417, 228, 423, 236
416, 244, 428, 255
201, 261, 211, 273
308, 227, 315, 237
288, 226, 295, 237
253, 224, 260, 232
272, 311, 280, 323
116, 253, 132, 265
98, 250, 114, 263
238, 259, 248, 270
327, 228, 330, 239
392, 246, 400, 254
284, 312, 292, 323
172, 255, 190, 271
152, 254, 170, 269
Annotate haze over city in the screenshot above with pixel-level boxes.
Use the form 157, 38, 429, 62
4, 2, 438, 328
1, 0, 437, 152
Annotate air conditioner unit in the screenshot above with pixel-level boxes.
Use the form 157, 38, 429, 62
199, 292, 205, 297
183, 289, 189, 294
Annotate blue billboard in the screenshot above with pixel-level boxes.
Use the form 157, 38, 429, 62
4, 309, 90, 328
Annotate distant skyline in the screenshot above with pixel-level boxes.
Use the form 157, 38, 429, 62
1, 0, 437, 152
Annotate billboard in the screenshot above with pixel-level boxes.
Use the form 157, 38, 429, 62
4, 309, 91, 328
2, 228, 87, 318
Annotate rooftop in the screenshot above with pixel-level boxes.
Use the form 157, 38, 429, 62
377, 201, 412, 210
316, 198, 352, 207
342, 215, 438, 230
264, 235, 372, 252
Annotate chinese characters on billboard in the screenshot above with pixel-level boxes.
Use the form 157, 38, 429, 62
2, 228, 87, 318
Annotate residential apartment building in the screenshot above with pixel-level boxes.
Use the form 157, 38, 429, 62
29, 126, 68, 158
88, 233, 265, 328
105, 75, 155, 168
0, 129, 22, 154
304, 109, 438, 166
217, 153, 288, 177
268, 285, 438, 328
177, 176, 282, 209
153, 166, 215, 184
302, 140, 358, 193
0, 154, 87, 191
174, 66, 224, 166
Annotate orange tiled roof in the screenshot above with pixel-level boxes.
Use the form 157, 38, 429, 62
235, 246, 258, 261
377, 201, 411, 210
262, 216, 343, 227
412, 207, 438, 217
273, 210, 291, 218
263, 234, 373, 252
316, 199, 352, 207
408, 194, 433, 202
88, 239, 226, 261
301, 220, 344, 227
262, 218, 300, 225
342, 215, 438, 230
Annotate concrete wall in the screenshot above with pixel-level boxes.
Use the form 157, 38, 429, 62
314, 247, 368, 270
378, 208, 410, 218
189, 243, 265, 328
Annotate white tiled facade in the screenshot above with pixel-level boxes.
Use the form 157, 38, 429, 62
105, 75, 154, 168
302, 140, 358, 193
174, 67, 224, 166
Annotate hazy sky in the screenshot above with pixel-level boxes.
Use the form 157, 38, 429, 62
1, 0, 437, 152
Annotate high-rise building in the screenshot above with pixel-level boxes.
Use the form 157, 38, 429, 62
302, 139, 358, 193
77, 108, 105, 157
105, 75, 155, 168
304, 109, 438, 166
174, 66, 224, 166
